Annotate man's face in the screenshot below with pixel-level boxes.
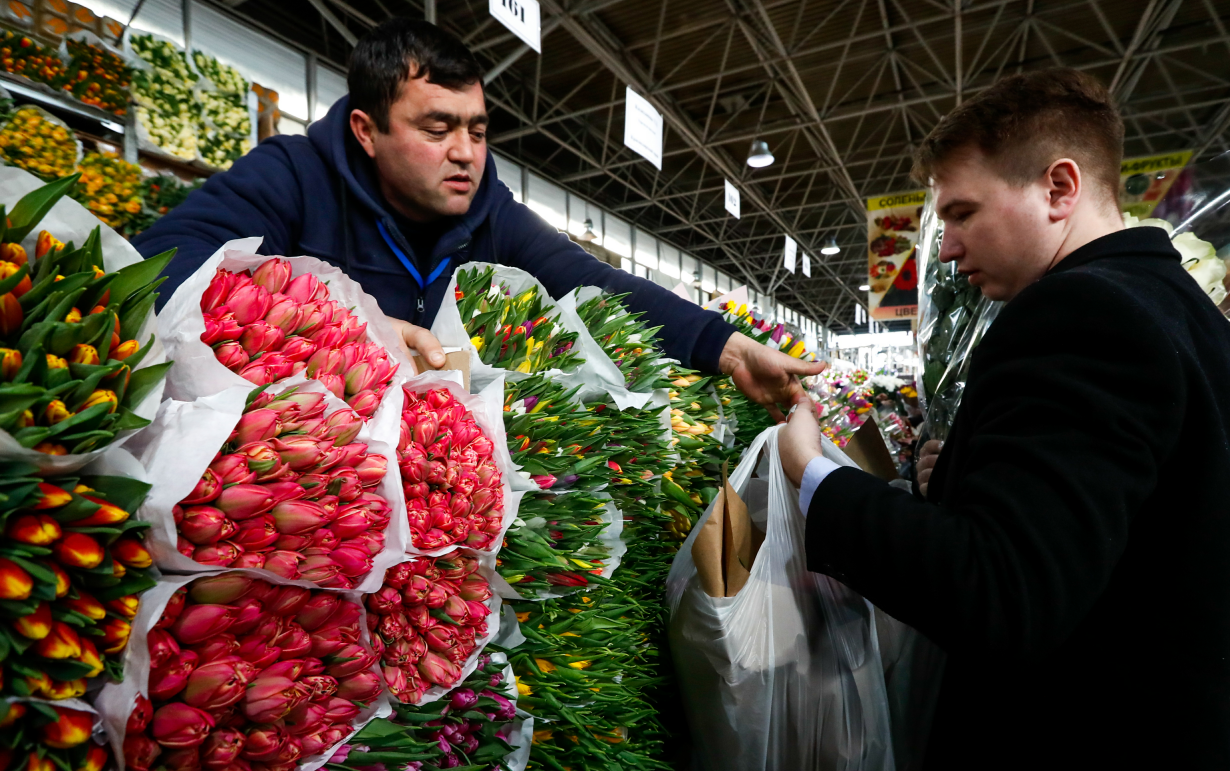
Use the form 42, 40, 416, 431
933, 147, 1065, 301
353, 74, 488, 222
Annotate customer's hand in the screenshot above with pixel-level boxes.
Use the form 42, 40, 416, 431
387, 317, 446, 370
916, 439, 944, 498
778, 397, 824, 487
720, 332, 829, 423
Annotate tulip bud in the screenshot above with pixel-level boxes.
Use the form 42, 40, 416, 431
253, 260, 292, 294
145, 627, 181, 671
284, 273, 327, 303
112, 537, 153, 569
316, 372, 346, 399
293, 592, 340, 631
335, 668, 383, 702
171, 604, 238, 645
216, 484, 274, 521
270, 499, 329, 536
49, 532, 102, 570
353, 454, 387, 488
201, 728, 246, 771
282, 701, 326, 736
106, 594, 141, 619
193, 541, 243, 567
180, 507, 235, 546
67, 342, 100, 366
225, 284, 273, 326
238, 321, 286, 357
210, 455, 256, 486
234, 408, 282, 446
183, 659, 256, 710
125, 734, 162, 771
181, 469, 222, 506
41, 707, 93, 748
6, 512, 61, 545
14, 601, 52, 639
322, 407, 363, 446
236, 635, 282, 669
188, 574, 255, 606
330, 546, 371, 579
262, 550, 302, 580
0, 293, 21, 337
242, 676, 303, 723
347, 389, 381, 418
231, 516, 278, 550
214, 341, 249, 371
127, 693, 154, 735
153, 703, 216, 749
298, 554, 343, 586
277, 336, 316, 363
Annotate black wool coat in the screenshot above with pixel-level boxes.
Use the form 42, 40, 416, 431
806, 226, 1230, 770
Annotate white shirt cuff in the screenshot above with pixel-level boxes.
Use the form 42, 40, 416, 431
798, 455, 842, 517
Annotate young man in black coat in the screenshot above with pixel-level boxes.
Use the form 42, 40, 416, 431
780, 69, 1230, 768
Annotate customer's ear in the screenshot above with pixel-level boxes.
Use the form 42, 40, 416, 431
1045, 158, 1082, 223
349, 110, 379, 159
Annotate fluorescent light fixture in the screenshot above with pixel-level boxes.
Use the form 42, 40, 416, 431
820, 235, 840, 255
746, 139, 774, 168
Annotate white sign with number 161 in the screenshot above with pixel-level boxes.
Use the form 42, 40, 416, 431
490, 0, 541, 53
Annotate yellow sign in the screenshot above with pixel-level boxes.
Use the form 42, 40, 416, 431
1120, 150, 1192, 219
866, 190, 924, 321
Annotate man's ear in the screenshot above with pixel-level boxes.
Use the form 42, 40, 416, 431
349, 110, 379, 159
1045, 158, 1081, 223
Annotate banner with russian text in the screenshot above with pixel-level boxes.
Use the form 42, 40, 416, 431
866, 190, 924, 321
1120, 150, 1192, 219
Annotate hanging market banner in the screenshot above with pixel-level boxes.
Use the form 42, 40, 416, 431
1120, 150, 1192, 219
866, 190, 924, 321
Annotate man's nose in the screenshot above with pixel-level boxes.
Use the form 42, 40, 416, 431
449, 132, 476, 164
938, 232, 962, 263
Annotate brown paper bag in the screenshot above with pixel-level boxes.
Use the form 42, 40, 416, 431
410, 350, 471, 392
844, 415, 900, 482
691, 460, 762, 598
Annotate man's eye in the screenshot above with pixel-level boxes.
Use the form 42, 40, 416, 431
425, 129, 448, 137
471, 132, 486, 142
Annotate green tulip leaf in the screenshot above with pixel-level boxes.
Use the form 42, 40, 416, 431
0, 383, 45, 416
0, 262, 27, 297
38, 659, 96, 682
44, 402, 111, 439
108, 248, 174, 309
81, 475, 151, 513
7, 173, 81, 243
122, 360, 171, 409
91, 572, 156, 602
11, 426, 50, 448
62, 430, 115, 454
118, 291, 156, 342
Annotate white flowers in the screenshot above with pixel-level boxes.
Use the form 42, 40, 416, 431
1123, 212, 1227, 305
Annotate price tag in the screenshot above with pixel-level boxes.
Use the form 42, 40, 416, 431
623, 86, 663, 170
724, 179, 740, 218
783, 236, 797, 274
802, 252, 811, 277
489, 0, 541, 53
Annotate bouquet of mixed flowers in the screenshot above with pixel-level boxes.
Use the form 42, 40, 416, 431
455, 267, 582, 374
63, 38, 132, 116
574, 292, 671, 392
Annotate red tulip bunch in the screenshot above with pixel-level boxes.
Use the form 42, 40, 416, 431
364, 554, 494, 704
122, 574, 383, 771
199, 259, 397, 418
174, 388, 392, 589
399, 388, 504, 552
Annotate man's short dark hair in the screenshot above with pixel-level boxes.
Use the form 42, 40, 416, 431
348, 18, 483, 132
913, 68, 1124, 206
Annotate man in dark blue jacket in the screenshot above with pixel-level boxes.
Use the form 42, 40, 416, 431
133, 18, 820, 415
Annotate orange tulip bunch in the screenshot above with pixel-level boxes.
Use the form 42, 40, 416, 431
0, 175, 175, 455
0, 461, 156, 701
0, 700, 108, 771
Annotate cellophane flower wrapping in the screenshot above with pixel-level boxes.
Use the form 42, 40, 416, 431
364, 551, 502, 706
0, 167, 167, 474
158, 237, 411, 408
95, 570, 392, 771
399, 370, 522, 558
128, 374, 408, 592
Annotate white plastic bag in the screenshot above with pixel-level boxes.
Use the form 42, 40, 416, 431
666, 426, 895, 771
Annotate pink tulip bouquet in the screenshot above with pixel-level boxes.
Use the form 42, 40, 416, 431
120, 574, 384, 771
174, 386, 394, 589
364, 554, 496, 705
199, 258, 397, 418
399, 386, 508, 554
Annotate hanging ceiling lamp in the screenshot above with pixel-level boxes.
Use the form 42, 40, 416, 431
820, 235, 840, 255
746, 139, 774, 168
579, 218, 597, 242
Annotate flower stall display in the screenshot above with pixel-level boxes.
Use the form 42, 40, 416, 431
63, 37, 132, 116
191, 51, 251, 170
497, 491, 623, 596
69, 152, 142, 230
398, 383, 514, 554
0, 31, 67, 92
363, 553, 498, 705
0, 174, 173, 459
574, 292, 671, 393
0, 460, 155, 700
332, 654, 523, 771
661, 368, 730, 542
130, 34, 198, 162
0, 699, 110, 771
103, 573, 385, 771
454, 266, 582, 375
0, 107, 78, 180
158, 240, 409, 411
123, 175, 203, 239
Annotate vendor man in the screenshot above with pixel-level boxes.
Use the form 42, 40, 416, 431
780, 69, 1230, 768
133, 18, 821, 413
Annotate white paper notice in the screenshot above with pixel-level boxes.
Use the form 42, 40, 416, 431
802, 252, 811, 277
784, 236, 797, 273
624, 86, 663, 170
489, 0, 542, 53
724, 179, 741, 218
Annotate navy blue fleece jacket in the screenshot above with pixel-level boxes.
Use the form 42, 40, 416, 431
133, 96, 736, 372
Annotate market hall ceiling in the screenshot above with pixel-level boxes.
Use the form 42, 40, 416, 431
211, 0, 1230, 332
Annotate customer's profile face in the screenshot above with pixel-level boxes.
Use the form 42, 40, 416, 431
932, 147, 1062, 301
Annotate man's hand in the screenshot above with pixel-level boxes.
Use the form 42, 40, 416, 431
720, 331, 829, 422
916, 439, 944, 498
387, 317, 446, 371
778, 397, 824, 487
